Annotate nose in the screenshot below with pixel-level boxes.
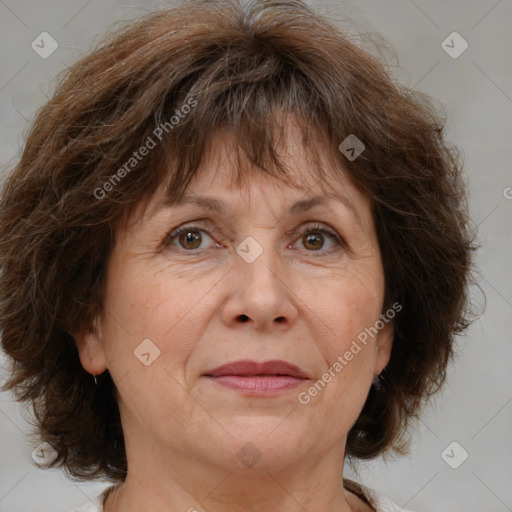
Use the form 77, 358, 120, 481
220, 238, 299, 332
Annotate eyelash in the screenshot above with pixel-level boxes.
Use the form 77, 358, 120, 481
163, 222, 344, 256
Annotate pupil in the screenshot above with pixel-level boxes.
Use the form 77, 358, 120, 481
305, 233, 322, 250
177, 231, 324, 251
181, 231, 200, 249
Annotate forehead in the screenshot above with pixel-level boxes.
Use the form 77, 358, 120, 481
192, 126, 358, 190
127, 118, 371, 229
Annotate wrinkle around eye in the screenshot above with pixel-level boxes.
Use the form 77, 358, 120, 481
159, 227, 351, 263
144, 209, 371, 259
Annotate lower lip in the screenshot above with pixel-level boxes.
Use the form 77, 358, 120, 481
206, 375, 307, 394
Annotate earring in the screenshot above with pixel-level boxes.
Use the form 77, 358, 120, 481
372, 367, 386, 389
374, 366, 389, 388
93, 374, 98, 385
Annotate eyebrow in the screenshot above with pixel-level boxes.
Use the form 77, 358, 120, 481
151, 192, 363, 226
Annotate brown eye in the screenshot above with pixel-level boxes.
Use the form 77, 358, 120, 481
178, 229, 203, 250
302, 232, 325, 251
291, 223, 344, 256
163, 224, 218, 251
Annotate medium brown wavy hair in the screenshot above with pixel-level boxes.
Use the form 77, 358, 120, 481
0, 0, 478, 483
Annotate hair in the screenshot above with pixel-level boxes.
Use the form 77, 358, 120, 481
0, 0, 478, 482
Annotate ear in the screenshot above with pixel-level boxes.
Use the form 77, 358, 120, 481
373, 318, 394, 377
72, 316, 108, 376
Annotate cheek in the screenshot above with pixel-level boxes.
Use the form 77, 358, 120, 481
100, 259, 216, 383
99, 262, 207, 438
103, 258, 183, 334
299, 265, 383, 413
307, 264, 384, 351
301, 291, 378, 432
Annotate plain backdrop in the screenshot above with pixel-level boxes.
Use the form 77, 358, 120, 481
0, 1, 510, 511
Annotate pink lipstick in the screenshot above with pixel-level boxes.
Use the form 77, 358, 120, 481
204, 360, 309, 395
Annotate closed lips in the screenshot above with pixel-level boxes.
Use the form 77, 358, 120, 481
204, 360, 309, 379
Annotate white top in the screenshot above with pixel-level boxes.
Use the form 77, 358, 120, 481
71, 481, 416, 512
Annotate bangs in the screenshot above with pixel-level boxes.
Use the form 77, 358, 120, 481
127, 65, 358, 224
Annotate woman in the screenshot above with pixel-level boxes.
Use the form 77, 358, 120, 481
0, 0, 477, 511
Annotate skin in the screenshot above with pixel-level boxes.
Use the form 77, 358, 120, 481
74, 119, 393, 512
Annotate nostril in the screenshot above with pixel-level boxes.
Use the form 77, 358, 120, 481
239, 314, 249, 322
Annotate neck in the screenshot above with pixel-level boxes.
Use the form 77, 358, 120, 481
103, 455, 361, 512
103, 407, 373, 512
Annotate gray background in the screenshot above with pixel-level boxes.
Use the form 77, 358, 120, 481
0, 0, 510, 511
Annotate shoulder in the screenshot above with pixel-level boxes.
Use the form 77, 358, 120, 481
345, 479, 419, 512
69, 500, 102, 512
69, 486, 112, 512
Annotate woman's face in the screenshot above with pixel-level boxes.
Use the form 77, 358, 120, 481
76, 121, 393, 480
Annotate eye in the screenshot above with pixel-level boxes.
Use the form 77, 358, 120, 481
163, 223, 221, 251
162, 221, 344, 255
290, 223, 344, 255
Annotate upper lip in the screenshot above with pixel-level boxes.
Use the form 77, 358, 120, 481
204, 360, 309, 379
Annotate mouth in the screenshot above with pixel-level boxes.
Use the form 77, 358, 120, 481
203, 360, 310, 395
